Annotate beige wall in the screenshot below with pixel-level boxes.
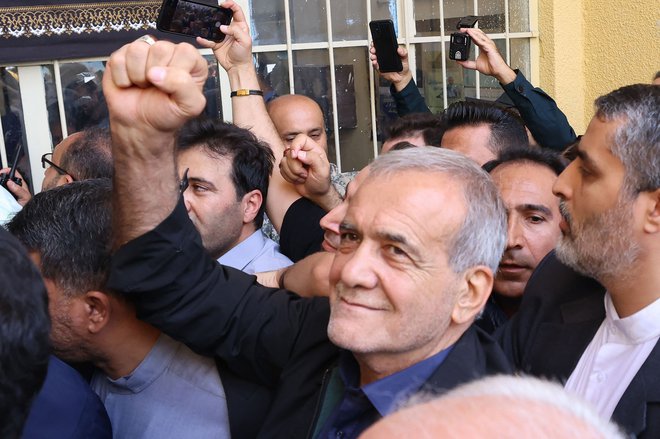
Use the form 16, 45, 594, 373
537, 0, 659, 134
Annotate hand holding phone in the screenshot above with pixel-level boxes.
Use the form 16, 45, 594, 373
369, 20, 403, 73
157, 0, 233, 42
449, 16, 479, 61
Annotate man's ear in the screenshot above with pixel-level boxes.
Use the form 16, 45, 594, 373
451, 266, 494, 325
641, 188, 660, 234
241, 189, 262, 225
83, 291, 112, 334
62, 174, 75, 185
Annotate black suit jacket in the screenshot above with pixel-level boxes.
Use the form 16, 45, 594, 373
110, 198, 512, 438
499, 252, 660, 437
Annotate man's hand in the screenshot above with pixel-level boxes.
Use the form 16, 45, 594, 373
279, 134, 342, 211
0, 168, 31, 206
455, 28, 516, 85
370, 44, 412, 92
105, 36, 208, 248
104, 38, 208, 137
196, 1, 252, 74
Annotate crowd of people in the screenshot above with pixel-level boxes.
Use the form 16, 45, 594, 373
1, 1, 658, 438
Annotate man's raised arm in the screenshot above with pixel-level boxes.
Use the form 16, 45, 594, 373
103, 37, 207, 248
196, 1, 301, 231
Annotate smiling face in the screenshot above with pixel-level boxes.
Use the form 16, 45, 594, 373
327, 170, 469, 377
490, 162, 561, 298
553, 117, 640, 282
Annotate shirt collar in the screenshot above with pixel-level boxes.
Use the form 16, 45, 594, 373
604, 292, 660, 344
104, 333, 176, 393
217, 230, 263, 271
338, 345, 454, 417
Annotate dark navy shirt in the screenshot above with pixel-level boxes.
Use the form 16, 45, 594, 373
316, 347, 453, 439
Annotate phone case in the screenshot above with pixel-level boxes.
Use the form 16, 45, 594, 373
369, 20, 403, 73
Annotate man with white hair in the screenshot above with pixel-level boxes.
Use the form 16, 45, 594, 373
360, 375, 624, 439
103, 6, 512, 435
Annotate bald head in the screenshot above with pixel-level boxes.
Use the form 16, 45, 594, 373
360, 376, 624, 439
267, 94, 327, 151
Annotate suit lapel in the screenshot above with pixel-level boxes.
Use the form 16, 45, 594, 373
612, 339, 660, 437
527, 292, 605, 380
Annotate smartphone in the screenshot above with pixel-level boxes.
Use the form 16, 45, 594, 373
157, 0, 233, 42
369, 20, 403, 73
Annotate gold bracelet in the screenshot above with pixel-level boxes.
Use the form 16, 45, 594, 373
230, 89, 264, 97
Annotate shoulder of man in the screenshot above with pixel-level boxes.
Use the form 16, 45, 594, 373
22, 356, 112, 439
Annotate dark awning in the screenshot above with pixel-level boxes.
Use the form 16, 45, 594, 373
0, 1, 200, 64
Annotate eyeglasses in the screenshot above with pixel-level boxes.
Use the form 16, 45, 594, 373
41, 153, 75, 181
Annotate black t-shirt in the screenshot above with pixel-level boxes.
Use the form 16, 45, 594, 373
279, 197, 326, 262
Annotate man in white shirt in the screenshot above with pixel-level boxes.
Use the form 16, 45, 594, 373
500, 83, 660, 438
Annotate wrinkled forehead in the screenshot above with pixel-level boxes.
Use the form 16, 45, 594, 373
347, 170, 467, 238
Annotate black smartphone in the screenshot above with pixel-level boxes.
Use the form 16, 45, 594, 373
157, 0, 233, 42
369, 20, 403, 73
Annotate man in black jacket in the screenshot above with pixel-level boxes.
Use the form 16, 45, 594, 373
104, 3, 512, 437
499, 84, 660, 438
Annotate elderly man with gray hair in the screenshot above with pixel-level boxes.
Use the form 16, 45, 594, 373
103, 16, 512, 438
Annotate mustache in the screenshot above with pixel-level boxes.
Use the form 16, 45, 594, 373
499, 251, 535, 269
559, 200, 572, 226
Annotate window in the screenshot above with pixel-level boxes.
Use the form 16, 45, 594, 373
0, 0, 533, 189
246, 0, 532, 171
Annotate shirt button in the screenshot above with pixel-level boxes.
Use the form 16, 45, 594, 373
336, 431, 344, 438
516, 85, 524, 93
596, 372, 605, 383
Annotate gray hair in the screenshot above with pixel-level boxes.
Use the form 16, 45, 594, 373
594, 84, 659, 196
438, 375, 625, 438
368, 147, 507, 273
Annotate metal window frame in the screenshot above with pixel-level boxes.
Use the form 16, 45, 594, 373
0, 0, 537, 185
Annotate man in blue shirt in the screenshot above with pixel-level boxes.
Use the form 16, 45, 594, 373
176, 117, 292, 274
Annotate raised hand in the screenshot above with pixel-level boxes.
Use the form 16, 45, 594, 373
455, 28, 516, 85
104, 37, 208, 136
279, 134, 342, 211
196, 1, 253, 73
370, 44, 413, 92
0, 168, 31, 206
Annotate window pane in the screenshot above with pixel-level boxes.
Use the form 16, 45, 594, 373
292, 50, 336, 162
510, 38, 531, 77
1, 67, 34, 193
413, 42, 477, 112
371, 0, 398, 23
60, 61, 109, 134
202, 55, 224, 120
443, 0, 475, 34
478, 0, 505, 33
249, 0, 286, 45
414, 42, 445, 113
509, 0, 530, 33
334, 47, 372, 171
42, 65, 63, 146
479, 39, 506, 100
289, 0, 328, 43
332, 0, 367, 41
374, 75, 400, 150
412, 0, 441, 36
254, 51, 291, 101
